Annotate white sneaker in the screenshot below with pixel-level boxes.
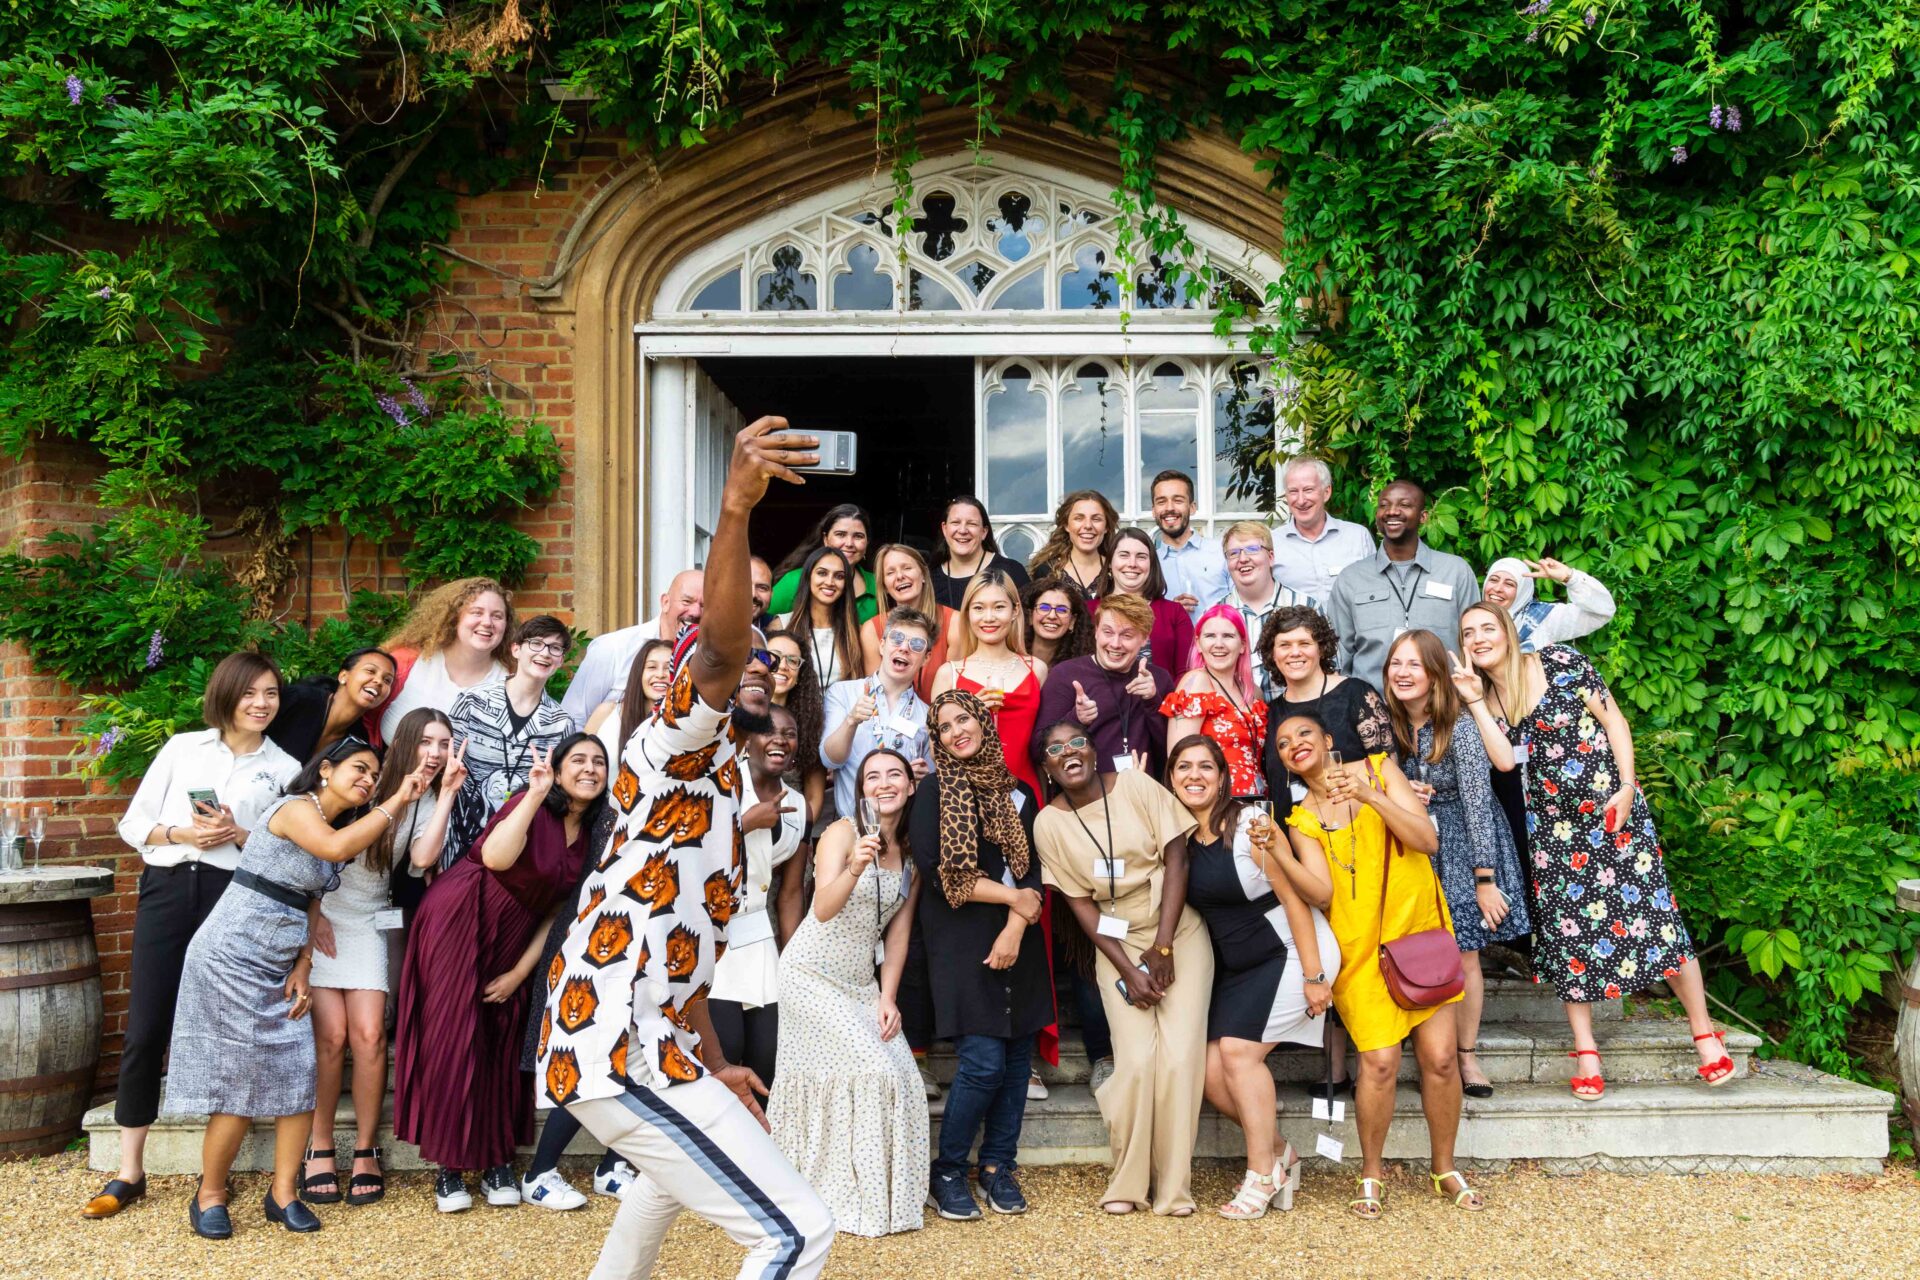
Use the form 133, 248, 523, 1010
593, 1160, 639, 1200
481, 1165, 521, 1206
521, 1169, 588, 1211
918, 1061, 941, 1099
433, 1169, 472, 1213
1027, 1071, 1049, 1101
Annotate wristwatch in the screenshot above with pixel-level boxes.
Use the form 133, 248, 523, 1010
1154, 944, 1172, 957
1304, 971, 1328, 985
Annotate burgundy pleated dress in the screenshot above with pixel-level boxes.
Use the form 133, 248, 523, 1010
393, 792, 589, 1170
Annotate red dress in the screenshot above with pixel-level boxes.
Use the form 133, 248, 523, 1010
393, 793, 589, 1170
1159, 686, 1270, 797
954, 656, 1057, 1065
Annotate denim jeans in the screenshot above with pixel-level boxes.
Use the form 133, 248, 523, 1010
935, 1032, 1033, 1177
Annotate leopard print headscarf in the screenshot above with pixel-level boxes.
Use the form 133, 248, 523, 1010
929, 688, 1032, 909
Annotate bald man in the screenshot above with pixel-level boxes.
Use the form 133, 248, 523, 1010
560, 569, 706, 724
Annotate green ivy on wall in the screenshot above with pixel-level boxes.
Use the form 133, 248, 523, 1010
2, 1, 1917, 1078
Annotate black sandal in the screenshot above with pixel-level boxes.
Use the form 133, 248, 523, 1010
1458, 1046, 1495, 1100
302, 1145, 342, 1204
346, 1147, 386, 1206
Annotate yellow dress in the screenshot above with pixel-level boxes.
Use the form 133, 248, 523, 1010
1286, 754, 1460, 1053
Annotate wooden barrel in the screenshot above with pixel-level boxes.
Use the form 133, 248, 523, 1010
0, 872, 109, 1158
1896, 881, 1920, 1131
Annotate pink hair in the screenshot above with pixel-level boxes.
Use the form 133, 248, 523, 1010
1186, 604, 1258, 703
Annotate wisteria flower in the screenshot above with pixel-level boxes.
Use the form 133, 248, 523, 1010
66, 74, 83, 105
1709, 104, 1724, 130
145, 629, 165, 670
1520, 0, 1552, 14
1725, 105, 1742, 132
94, 726, 123, 757
1584, 6, 1597, 25
1525, 26, 1540, 43
402, 380, 430, 416
1671, 145, 1689, 164
374, 392, 413, 427
96, 286, 114, 300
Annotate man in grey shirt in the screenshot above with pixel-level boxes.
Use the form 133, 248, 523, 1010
1328, 480, 1480, 690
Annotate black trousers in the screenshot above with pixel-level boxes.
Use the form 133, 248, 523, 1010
707, 999, 780, 1090
116, 862, 233, 1128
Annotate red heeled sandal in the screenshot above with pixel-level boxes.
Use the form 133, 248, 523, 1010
1568, 1048, 1604, 1101
1694, 1030, 1734, 1087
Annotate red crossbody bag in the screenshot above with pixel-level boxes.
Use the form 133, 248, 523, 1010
1373, 765, 1464, 1010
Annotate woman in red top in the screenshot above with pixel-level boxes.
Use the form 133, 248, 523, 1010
1101, 529, 1196, 681
1161, 604, 1268, 798
931, 567, 1048, 795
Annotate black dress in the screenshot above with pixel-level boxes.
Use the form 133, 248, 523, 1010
931, 554, 1031, 610
1261, 676, 1393, 821
906, 776, 1052, 1042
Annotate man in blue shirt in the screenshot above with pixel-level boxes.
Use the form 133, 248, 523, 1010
820, 607, 936, 815
1149, 469, 1230, 621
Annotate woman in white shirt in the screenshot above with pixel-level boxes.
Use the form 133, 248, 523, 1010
83, 652, 301, 1220
378, 576, 515, 743
1481, 556, 1617, 653
709, 704, 807, 1086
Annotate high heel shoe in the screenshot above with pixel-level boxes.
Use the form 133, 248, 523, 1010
1694, 1030, 1735, 1087
1217, 1143, 1300, 1220
1568, 1047, 1605, 1101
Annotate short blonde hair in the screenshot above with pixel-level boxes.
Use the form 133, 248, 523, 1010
1221, 520, 1273, 553
1094, 592, 1155, 636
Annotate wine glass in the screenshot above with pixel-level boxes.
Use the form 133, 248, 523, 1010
858, 798, 880, 840
28, 806, 46, 870
0, 808, 18, 872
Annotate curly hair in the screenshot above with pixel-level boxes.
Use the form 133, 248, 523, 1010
381, 576, 515, 665
1258, 603, 1339, 686
1026, 488, 1119, 582
764, 627, 825, 777
1021, 575, 1094, 665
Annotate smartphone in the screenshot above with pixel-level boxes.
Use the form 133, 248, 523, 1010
187, 787, 221, 813
793, 430, 858, 476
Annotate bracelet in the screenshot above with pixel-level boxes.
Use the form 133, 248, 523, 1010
1464, 698, 1484, 706
1474, 873, 1496, 885
164, 825, 177, 844
372, 804, 395, 824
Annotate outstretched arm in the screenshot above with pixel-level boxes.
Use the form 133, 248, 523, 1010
691, 418, 818, 710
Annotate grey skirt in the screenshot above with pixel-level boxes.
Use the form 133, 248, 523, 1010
164, 888, 317, 1118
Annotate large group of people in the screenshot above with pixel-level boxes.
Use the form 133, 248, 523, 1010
85, 429, 1737, 1279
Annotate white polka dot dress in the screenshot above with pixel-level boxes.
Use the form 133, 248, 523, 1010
767, 860, 927, 1236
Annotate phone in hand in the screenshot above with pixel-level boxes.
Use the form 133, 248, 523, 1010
187, 787, 221, 814
793, 430, 858, 476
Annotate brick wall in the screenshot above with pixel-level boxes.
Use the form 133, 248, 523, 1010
2, 135, 628, 1095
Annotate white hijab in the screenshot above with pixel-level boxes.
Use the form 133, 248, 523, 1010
1483, 557, 1536, 615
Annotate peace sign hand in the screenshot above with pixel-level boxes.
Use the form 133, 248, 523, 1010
1448, 649, 1486, 703
396, 760, 435, 805
526, 745, 556, 800
440, 738, 470, 795
1525, 557, 1573, 584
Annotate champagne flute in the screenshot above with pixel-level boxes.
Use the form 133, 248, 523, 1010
858, 798, 881, 842
28, 806, 46, 870
0, 808, 18, 872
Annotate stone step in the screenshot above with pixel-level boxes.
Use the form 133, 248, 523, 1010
934, 1063, 1893, 1176
1480, 976, 1621, 1023
947, 1018, 1756, 1088
87, 1058, 1885, 1179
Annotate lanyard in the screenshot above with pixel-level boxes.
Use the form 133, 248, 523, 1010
867, 678, 918, 750
1204, 669, 1258, 745
1066, 773, 1119, 907
1384, 563, 1427, 627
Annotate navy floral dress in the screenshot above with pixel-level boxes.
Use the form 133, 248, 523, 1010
1502, 645, 1693, 1003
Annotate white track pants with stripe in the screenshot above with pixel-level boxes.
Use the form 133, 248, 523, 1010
567, 1077, 834, 1280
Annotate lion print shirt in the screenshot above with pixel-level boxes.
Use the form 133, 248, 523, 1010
537, 658, 744, 1105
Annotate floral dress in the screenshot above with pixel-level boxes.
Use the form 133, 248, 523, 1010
1159, 685, 1269, 797
1502, 645, 1694, 1002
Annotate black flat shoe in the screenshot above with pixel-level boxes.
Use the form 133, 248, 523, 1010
188, 1194, 232, 1240
83, 1176, 146, 1219
264, 1191, 323, 1233
1459, 1045, 1495, 1099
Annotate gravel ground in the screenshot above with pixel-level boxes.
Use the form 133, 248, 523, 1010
11, 1152, 1919, 1279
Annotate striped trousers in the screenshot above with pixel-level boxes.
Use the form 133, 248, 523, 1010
567, 1077, 834, 1280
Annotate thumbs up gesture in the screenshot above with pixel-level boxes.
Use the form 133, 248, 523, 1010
1072, 680, 1099, 726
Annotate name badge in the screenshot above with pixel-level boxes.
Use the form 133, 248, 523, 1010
729, 910, 775, 947
1093, 858, 1125, 881
1392, 626, 1408, 641
1424, 580, 1454, 600
874, 940, 887, 967
1010, 791, 1027, 814
1096, 913, 1129, 940
887, 716, 918, 738
1112, 755, 1135, 772
372, 907, 406, 931
1513, 743, 1531, 764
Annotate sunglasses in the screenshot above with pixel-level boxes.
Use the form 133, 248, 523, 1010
1043, 735, 1091, 758
886, 630, 930, 654
748, 647, 778, 671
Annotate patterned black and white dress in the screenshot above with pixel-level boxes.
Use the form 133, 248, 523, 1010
1502, 645, 1693, 1002
1401, 713, 1531, 953
166, 795, 339, 1117
442, 684, 573, 870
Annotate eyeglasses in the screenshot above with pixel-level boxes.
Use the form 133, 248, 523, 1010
886, 630, 930, 654
523, 641, 568, 657
771, 652, 802, 670
1224, 545, 1268, 561
748, 647, 777, 670
1033, 602, 1074, 616
1043, 735, 1091, 758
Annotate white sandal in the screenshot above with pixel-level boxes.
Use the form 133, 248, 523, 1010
1218, 1143, 1300, 1219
